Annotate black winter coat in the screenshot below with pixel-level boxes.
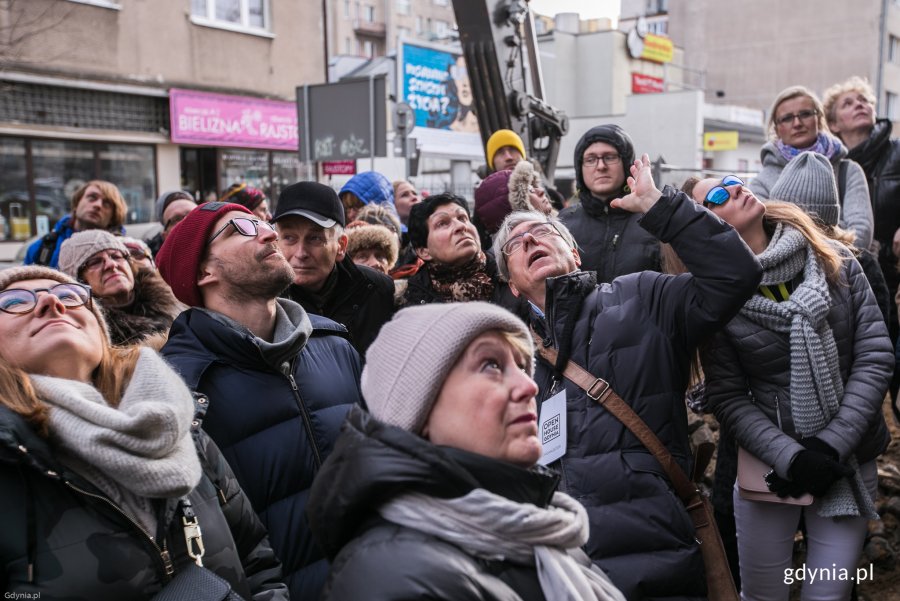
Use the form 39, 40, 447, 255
284, 256, 395, 356
162, 305, 362, 601
531, 188, 762, 601
848, 118, 900, 327
0, 398, 288, 601
307, 407, 560, 601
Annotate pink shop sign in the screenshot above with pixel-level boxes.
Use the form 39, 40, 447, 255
170, 88, 300, 151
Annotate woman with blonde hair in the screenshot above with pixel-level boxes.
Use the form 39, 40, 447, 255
0, 265, 288, 600
688, 173, 892, 600
750, 85, 874, 251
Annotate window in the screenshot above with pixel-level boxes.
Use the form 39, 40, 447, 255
434, 20, 449, 38
887, 91, 899, 121
345, 37, 352, 54
344, 0, 350, 17
433, 0, 449, 5
365, 5, 376, 22
891, 35, 900, 64
191, 0, 269, 32
397, 0, 411, 15
416, 16, 423, 33
397, 26, 411, 40
363, 40, 374, 57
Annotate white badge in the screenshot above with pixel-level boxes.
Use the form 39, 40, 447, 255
537, 390, 567, 466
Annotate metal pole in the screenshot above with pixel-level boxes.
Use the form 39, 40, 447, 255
404, 135, 411, 180
369, 75, 375, 171
303, 85, 313, 179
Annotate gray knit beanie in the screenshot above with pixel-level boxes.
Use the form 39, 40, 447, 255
770, 151, 841, 226
59, 230, 130, 279
0, 265, 112, 343
362, 301, 534, 434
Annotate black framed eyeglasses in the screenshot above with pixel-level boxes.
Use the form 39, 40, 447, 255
208, 217, 276, 245
704, 175, 744, 208
501, 222, 564, 255
583, 154, 621, 168
775, 109, 818, 126
0, 283, 92, 315
81, 250, 129, 273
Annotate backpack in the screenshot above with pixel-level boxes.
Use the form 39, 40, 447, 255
34, 231, 60, 266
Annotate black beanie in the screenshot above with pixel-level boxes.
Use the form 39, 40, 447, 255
573, 124, 635, 194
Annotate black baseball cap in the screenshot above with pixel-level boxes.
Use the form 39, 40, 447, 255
273, 181, 346, 227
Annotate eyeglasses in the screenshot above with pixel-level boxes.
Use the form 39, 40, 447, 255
501, 222, 563, 255
0, 283, 92, 315
125, 247, 151, 261
582, 154, 621, 168
704, 175, 744, 207
775, 109, 818, 126
208, 217, 277, 245
82, 250, 129, 272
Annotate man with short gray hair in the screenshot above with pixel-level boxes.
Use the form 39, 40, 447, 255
493, 154, 762, 600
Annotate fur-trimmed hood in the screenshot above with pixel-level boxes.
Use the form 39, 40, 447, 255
508, 161, 540, 212
100, 269, 186, 346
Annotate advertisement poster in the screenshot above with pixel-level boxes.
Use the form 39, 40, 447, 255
401, 41, 478, 133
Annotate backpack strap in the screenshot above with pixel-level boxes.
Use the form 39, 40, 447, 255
837, 159, 849, 209
34, 231, 60, 266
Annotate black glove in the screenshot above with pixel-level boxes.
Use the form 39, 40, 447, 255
765, 470, 807, 499
787, 450, 855, 497
799, 437, 839, 460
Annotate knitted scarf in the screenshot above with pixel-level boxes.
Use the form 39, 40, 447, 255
734, 223, 876, 519
380, 488, 626, 601
30, 348, 202, 534
427, 251, 495, 302
776, 132, 844, 163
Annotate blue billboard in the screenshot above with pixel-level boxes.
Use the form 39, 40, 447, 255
400, 41, 479, 134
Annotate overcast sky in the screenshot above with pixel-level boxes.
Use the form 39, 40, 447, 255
529, 0, 620, 22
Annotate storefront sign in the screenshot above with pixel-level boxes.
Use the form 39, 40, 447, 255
170, 89, 299, 151
641, 34, 674, 63
631, 73, 665, 94
703, 131, 740, 151
322, 160, 357, 175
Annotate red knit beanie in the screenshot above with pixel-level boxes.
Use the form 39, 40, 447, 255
474, 169, 513, 235
157, 202, 252, 307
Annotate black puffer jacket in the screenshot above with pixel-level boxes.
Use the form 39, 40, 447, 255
284, 256, 395, 356
307, 407, 560, 601
702, 249, 892, 479
531, 187, 762, 601
559, 126, 661, 283
0, 397, 288, 601
848, 119, 900, 327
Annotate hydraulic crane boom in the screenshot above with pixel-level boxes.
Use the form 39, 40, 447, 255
451, 0, 568, 181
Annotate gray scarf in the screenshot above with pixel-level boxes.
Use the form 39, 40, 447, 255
736, 223, 876, 519
31, 348, 202, 534
379, 488, 626, 601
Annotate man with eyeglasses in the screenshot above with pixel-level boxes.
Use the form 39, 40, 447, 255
559, 124, 662, 284
146, 190, 198, 256
491, 155, 762, 600
156, 201, 362, 601
275, 181, 395, 356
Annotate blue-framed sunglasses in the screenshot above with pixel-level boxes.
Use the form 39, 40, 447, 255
704, 175, 744, 207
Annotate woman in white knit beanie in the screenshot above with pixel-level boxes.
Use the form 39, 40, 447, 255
307, 301, 625, 601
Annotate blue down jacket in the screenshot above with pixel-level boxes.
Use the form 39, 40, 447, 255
162, 301, 362, 601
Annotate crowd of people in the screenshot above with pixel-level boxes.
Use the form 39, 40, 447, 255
1, 75, 897, 601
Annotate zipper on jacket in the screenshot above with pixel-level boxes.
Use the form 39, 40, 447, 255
64, 480, 174, 577
774, 394, 783, 431
281, 359, 323, 467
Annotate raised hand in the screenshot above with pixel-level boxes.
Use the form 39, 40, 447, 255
610, 153, 661, 214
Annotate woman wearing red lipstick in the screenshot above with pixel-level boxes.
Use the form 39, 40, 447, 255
307, 302, 626, 601
58, 229, 183, 346
0, 265, 288, 600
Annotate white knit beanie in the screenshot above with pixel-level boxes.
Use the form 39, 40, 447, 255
770, 151, 841, 226
361, 301, 534, 434
58, 229, 130, 279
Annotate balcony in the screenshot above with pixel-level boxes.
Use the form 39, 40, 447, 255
353, 19, 386, 38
